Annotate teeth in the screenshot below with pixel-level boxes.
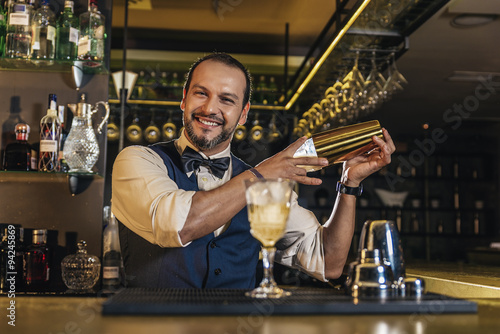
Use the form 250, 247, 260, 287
199, 119, 219, 126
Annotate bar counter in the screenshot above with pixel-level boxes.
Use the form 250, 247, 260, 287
2, 263, 500, 334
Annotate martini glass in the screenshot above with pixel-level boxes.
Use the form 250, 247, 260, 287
245, 178, 294, 298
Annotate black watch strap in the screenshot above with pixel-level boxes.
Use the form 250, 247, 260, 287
336, 181, 363, 197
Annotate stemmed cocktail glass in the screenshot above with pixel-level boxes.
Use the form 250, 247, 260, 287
245, 178, 294, 299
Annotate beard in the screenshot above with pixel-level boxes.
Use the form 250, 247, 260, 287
184, 113, 238, 151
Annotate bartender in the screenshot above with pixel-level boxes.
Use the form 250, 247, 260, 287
111, 52, 395, 288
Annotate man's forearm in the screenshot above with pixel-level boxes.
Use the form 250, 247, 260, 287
179, 170, 254, 244
322, 192, 357, 279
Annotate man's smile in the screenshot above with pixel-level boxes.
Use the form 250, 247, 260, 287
194, 115, 224, 128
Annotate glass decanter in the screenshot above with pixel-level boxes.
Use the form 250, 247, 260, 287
61, 240, 101, 291
63, 94, 109, 173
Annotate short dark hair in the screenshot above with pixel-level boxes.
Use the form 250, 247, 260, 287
183, 53, 252, 108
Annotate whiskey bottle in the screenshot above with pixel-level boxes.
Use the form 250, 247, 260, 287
39, 94, 60, 172
5, 0, 32, 58
30, 0, 56, 60
56, 0, 78, 60
102, 212, 123, 291
24, 229, 50, 291
3, 123, 35, 171
77, 0, 105, 62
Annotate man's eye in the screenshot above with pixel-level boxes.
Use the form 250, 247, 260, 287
221, 97, 235, 104
195, 91, 207, 96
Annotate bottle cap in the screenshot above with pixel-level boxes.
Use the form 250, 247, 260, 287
15, 123, 30, 141
32, 229, 48, 244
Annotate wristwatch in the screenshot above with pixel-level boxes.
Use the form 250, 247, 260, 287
336, 181, 363, 197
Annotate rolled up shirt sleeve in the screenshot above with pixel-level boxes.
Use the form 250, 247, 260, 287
111, 145, 194, 248
275, 192, 327, 282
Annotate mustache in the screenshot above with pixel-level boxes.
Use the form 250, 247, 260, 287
191, 112, 225, 125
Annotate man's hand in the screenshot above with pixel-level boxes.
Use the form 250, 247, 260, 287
254, 136, 328, 186
342, 128, 396, 187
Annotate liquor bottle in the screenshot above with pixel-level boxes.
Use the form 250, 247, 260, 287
39, 94, 60, 172
56, 0, 78, 60
30, 0, 56, 60
5, 0, 33, 58
146, 71, 158, 99
159, 71, 168, 99
255, 75, 267, 104
77, 0, 105, 62
0, 224, 25, 293
132, 70, 146, 99
24, 229, 50, 291
169, 72, 182, 100
57, 105, 69, 172
268, 76, 278, 105
3, 123, 34, 171
102, 212, 123, 291
0, 3, 6, 57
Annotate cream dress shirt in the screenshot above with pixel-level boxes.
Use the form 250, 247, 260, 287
112, 131, 327, 281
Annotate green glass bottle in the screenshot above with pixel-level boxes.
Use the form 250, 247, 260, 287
77, 0, 105, 62
0, 3, 6, 57
56, 0, 79, 60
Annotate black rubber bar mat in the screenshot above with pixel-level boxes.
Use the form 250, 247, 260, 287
101, 288, 477, 315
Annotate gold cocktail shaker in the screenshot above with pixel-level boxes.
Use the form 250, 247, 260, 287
294, 120, 383, 171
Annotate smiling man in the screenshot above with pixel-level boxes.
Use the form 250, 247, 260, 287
111, 53, 395, 289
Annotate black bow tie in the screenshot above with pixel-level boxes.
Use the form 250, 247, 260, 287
181, 147, 230, 179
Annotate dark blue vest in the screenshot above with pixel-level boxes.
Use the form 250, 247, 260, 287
118, 141, 261, 289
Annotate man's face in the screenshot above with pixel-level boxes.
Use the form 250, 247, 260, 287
180, 60, 250, 155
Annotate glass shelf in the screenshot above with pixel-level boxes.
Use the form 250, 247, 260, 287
0, 57, 108, 74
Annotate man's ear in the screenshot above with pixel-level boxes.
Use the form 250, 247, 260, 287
180, 88, 186, 111
238, 102, 251, 125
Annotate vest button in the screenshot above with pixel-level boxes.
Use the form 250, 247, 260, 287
214, 268, 222, 275
210, 241, 217, 249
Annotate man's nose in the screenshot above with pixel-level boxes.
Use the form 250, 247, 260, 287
201, 95, 219, 114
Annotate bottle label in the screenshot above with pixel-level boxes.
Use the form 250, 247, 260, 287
103, 266, 119, 279
94, 26, 105, 39
47, 26, 56, 41
9, 12, 29, 26
69, 27, 79, 43
78, 36, 90, 56
40, 139, 58, 153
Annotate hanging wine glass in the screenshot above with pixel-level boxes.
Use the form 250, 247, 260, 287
107, 114, 119, 142
363, 52, 386, 112
125, 112, 142, 144
144, 110, 161, 144
250, 113, 264, 142
234, 123, 247, 142
162, 110, 177, 141
382, 53, 407, 101
267, 113, 282, 143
